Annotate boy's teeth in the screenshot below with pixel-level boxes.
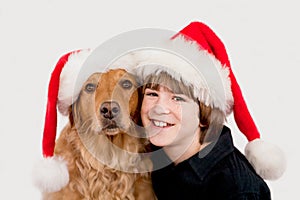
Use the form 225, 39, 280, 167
160, 122, 166, 127
153, 120, 167, 127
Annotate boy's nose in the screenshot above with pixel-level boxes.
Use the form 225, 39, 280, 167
150, 104, 171, 116
152, 100, 171, 115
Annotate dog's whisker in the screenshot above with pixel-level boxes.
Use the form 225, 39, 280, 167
76, 117, 99, 134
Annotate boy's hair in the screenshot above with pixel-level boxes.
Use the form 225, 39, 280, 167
141, 71, 225, 144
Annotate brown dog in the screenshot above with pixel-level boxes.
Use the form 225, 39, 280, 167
43, 69, 156, 200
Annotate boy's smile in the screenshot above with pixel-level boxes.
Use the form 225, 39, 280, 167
141, 86, 200, 150
152, 119, 174, 128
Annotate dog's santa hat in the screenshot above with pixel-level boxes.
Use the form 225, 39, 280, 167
131, 21, 286, 180
33, 49, 92, 193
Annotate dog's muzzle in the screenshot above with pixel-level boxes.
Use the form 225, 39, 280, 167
100, 101, 122, 135
100, 101, 120, 119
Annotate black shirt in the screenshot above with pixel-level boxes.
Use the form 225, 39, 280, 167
151, 126, 271, 200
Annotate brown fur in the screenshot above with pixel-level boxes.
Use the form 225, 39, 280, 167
43, 69, 156, 200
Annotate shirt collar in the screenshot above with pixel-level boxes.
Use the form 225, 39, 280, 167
188, 126, 235, 181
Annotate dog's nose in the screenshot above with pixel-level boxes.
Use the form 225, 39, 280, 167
100, 101, 120, 119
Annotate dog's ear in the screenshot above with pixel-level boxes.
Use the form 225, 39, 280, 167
68, 105, 75, 127
68, 98, 80, 127
131, 86, 143, 126
69, 93, 84, 128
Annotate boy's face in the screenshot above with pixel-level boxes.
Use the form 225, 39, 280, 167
141, 85, 200, 150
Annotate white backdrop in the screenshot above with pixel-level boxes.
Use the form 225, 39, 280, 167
1, 0, 299, 199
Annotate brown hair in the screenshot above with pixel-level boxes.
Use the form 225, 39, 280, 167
141, 71, 225, 144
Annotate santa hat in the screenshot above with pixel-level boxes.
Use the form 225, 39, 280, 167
133, 22, 286, 180
33, 49, 92, 192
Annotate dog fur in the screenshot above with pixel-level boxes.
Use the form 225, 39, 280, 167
43, 69, 156, 200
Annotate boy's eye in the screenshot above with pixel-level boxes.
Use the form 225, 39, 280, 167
173, 96, 185, 102
144, 88, 158, 97
145, 92, 158, 97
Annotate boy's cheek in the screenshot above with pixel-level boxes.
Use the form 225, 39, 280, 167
181, 102, 200, 125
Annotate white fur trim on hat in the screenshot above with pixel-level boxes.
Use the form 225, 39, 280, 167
32, 156, 69, 193
57, 49, 91, 115
112, 36, 233, 115
245, 139, 287, 180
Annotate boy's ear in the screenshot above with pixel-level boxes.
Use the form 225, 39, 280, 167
198, 101, 204, 127
199, 123, 206, 128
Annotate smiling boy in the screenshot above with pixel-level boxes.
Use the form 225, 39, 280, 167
134, 21, 285, 199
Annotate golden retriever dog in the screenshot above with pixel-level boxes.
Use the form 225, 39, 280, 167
43, 69, 156, 200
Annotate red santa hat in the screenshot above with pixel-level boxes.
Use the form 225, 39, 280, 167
176, 22, 286, 180
132, 21, 286, 180
33, 49, 92, 192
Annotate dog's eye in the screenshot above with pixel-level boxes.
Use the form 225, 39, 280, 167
120, 80, 132, 89
85, 83, 96, 93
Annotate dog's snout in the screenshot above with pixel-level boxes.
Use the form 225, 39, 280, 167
100, 101, 120, 119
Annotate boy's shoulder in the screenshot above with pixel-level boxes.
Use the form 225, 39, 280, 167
207, 147, 271, 198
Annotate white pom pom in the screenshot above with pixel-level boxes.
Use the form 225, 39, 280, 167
245, 139, 286, 180
32, 156, 69, 193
